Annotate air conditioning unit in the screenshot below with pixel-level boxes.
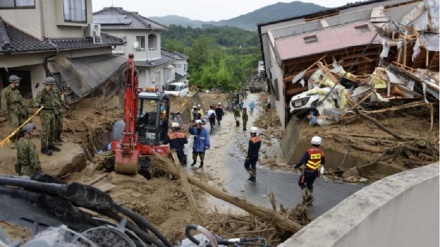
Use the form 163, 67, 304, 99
86, 23, 101, 37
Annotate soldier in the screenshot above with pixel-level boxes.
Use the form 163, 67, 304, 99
242, 107, 248, 131
53, 87, 68, 144
16, 123, 42, 176
1, 75, 28, 148
34, 77, 61, 156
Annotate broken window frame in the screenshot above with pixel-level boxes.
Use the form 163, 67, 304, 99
304, 35, 319, 45
354, 24, 371, 34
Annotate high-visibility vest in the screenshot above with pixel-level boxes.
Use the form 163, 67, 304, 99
306, 148, 324, 170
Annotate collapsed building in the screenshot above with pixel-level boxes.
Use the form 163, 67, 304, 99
257, 0, 439, 128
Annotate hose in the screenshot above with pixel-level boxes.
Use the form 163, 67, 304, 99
185, 224, 218, 247
114, 204, 174, 247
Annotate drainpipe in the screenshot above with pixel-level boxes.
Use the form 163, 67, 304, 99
39, 0, 45, 38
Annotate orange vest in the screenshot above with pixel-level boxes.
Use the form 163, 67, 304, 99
306, 148, 324, 170
168, 132, 185, 140
251, 136, 261, 143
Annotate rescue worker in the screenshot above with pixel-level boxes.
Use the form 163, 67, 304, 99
245, 127, 261, 182
1, 75, 28, 148
173, 111, 183, 128
164, 122, 188, 166
215, 102, 224, 126
197, 104, 204, 117
249, 101, 255, 115
207, 105, 216, 131
16, 123, 42, 176
191, 106, 198, 121
35, 76, 61, 156
233, 106, 241, 127
189, 119, 210, 168
242, 107, 248, 131
293, 136, 326, 205
53, 87, 68, 144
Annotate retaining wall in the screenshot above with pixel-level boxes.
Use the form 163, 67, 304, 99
279, 163, 440, 247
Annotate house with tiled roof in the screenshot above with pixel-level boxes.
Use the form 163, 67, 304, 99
93, 7, 189, 91
0, 0, 126, 101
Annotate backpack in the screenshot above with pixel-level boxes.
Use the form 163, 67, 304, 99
209, 112, 215, 120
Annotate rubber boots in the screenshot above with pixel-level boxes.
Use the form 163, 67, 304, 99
41, 147, 53, 156
199, 162, 203, 168
48, 145, 61, 152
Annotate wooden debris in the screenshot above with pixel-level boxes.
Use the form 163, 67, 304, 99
151, 154, 304, 234
354, 108, 407, 141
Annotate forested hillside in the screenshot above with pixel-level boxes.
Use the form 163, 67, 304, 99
162, 25, 261, 91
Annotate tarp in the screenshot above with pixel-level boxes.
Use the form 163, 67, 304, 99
420, 33, 439, 51
53, 54, 127, 99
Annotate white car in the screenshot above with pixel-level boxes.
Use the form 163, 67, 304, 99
164, 82, 189, 97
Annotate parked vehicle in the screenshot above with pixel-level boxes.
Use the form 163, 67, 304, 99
164, 82, 189, 97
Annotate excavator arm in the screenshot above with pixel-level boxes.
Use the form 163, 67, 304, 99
115, 54, 141, 175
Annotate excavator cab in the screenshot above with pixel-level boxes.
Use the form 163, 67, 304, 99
136, 92, 170, 145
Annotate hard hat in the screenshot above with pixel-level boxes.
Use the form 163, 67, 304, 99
198, 104, 201, 107
193, 105, 196, 109
195, 120, 202, 125
250, 126, 258, 134
311, 136, 322, 145
171, 122, 180, 128
218, 102, 222, 105
21, 123, 36, 134
44, 76, 56, 85
8, 75, 21, 82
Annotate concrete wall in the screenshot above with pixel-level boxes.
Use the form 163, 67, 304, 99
279, 163, 439, 247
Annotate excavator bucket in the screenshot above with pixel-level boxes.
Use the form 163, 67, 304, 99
114, 149, 139, 175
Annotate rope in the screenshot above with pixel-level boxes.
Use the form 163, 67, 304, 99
0, 106, 44, 148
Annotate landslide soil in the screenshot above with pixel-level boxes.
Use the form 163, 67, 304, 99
0, 93, 302, 245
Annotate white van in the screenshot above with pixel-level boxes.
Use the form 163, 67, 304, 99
164, 82, 189, 97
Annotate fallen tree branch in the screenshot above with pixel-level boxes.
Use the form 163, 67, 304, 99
355, 108, 407, 141
170, 151, 203, 223
152, 154, 303, 233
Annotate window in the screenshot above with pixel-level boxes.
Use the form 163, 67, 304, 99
304, 35, 318, 44
148, 34, 158, 51
0, 0, 35, 8
63, 0, 86, 23
184, 64, 187, 72
355, 24, 371, 34
273, 78, 280, 101
154, 71, 161, 84
136, 36, 145, 49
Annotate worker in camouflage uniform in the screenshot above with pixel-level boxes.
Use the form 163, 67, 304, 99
53, 87, 67, 145
1, 75, 28, 148
34, 76, 61, 156
16, 123, 42, 176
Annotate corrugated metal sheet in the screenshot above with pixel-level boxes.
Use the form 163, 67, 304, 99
53, 54, 127, 98
275, 21, 382, 61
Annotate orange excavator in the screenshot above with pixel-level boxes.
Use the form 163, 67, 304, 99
105, 54, 170, 177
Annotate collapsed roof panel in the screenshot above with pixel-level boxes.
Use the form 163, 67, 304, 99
275, 21, 382, 61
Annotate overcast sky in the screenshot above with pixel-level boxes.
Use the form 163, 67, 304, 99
92, 0, 355, 22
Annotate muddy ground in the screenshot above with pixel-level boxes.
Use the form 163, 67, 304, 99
0, 91, 437, 245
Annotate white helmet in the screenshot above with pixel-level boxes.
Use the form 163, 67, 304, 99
195, 120, 202, 125
193, 105, 197, 109
171, 122, 180, 128
250, 126, 258, 134
311, 136, 322, 145
218, 102, 222, 105
198, 104, 201, 107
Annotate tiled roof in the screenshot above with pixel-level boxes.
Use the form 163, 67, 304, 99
0, 17, 54, 54
134, 49, 185, 67
0, 17, 125, 54
93, 7, 167, 31
50, 32, 124, 50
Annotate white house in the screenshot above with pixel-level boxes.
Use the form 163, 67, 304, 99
93, 7, 189, 92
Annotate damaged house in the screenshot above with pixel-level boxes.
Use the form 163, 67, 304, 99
0, 0, 126, 104
258, 0, 439, 128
